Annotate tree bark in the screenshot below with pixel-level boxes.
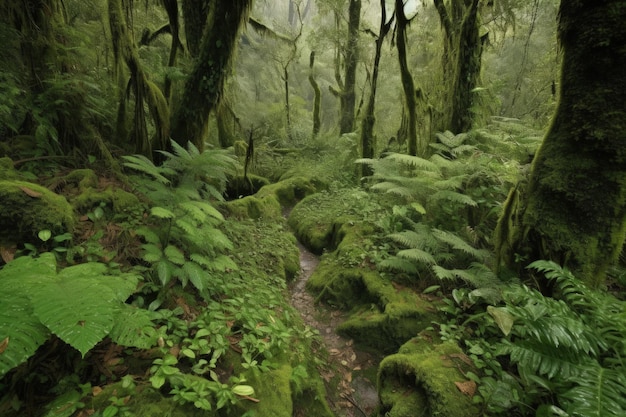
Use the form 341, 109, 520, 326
360, 0, 393, 174
309, 52, 322, 138
170, 0, 251, 149
499, 0, 626, 287
339, 0, 361, 134
433, 0, 484, 135
395, 0, 419, 156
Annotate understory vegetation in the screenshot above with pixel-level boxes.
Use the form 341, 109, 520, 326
2, 1, 626, 416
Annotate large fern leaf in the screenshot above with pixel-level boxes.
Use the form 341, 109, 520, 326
0, 292, 50, 378
31, 277, 118, 357
561, 365, 626, 417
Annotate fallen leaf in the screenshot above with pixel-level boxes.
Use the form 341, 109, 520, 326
0, 246, 15, 263
19, 186, 42, 198
92, 386, 103, 396
0, 337, 9, 354
455, 380, 477, 397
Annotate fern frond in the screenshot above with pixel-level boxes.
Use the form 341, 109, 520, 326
122, 155, 172, 184
182, 261, 209, 291
385, 153, 439, 172
432, 265, 490, 286
432, 190, 478, 207
502, 341, 590, 380
451, 144, 478, 157
388, 230, 426, 249
396, 248, 437, 265
179, 201, 224, 221
0, 293, 50, 378
561, 365, 626, 417
432, 229, 487, 259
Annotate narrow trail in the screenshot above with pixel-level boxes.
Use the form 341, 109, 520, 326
289, 241, 380, 417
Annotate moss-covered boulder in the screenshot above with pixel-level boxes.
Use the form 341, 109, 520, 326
50, 169, 142, 216
377, 337, 480, 417
222, 194, 282, 220
256, 175, 321, 206
0, 180, 75, 245
224, 174, 271, 200
0, 157, 23, 180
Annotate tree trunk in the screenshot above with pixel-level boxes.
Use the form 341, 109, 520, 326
498, 0, 626, 288
339, 0, 361, 134
395, 0, 419, 156
360, 0, 392, 175
309, 52, 322, 138
433, 0, 484, 135
170, 0, 251, 149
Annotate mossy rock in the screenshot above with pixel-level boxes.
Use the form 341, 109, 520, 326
238, 365, 293, 417
224, 174, 271, 200
377, 340, 480, 417
0, 157, 23, 180
0, 180, 75, 245
71, 185, 142, 215
222, 194, 282, 220
256, 175, 321, 206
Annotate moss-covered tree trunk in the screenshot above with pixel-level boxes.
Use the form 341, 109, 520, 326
395, 0, 420, 156
502, 0, 626, 288
309, 52, 322, 138
339, 0, 361, 134
433, 0, 483, 135
170, 0, 251, 149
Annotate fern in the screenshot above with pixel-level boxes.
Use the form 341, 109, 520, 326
125, 142, 238, 295
0, 253, 148, 377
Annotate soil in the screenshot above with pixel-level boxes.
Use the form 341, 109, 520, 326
289, 241, 380, 417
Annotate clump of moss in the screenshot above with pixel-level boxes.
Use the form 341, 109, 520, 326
256, 175, 321, 206
0, 180, 75, 245
222, 194, 282, 220
224, 174, 270, 199
377, 339, 480, 417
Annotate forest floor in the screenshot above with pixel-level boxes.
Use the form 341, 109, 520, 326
289, 240, 380, 417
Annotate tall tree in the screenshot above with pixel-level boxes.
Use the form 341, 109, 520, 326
170, 0, 252, 149
360, 0, 394, 169
433, 0, 484, 134
496, 0, 626, 288
394, 0, 420, 155
328, 0, 362, 134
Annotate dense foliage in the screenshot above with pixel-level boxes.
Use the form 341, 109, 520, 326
1, 1, 625, 417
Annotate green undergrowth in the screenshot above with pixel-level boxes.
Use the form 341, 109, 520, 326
288, 188, 439, 353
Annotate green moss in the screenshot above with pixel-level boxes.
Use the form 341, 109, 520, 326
60, 169, 98, 190
222, 194, 282, 220
0, 157, 22, 180
256, 176, 320, 206
225, 174, 271, 199
0, 180, 75, 245
377, 340, 480, 417
239, 365, 293, 417
71, 186, 142, 215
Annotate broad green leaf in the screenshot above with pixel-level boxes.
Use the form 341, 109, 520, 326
487, 306, 515, 336
232, 385, 255, 397
0, 293, 50, 378
38, 229, 52, 242
32, 277, 118, 357
109, 305, 157, 349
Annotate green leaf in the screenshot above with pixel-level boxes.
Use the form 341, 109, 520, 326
183, 262, 208, 291
32, 276, 118, 357
150, 206, 175, 219
0, 293, 50, 378
232, 385, 255, 397
38, 229, 52, 242
109, 305, 157, 349
487, 306, 515, 336
164, 245, 186, 265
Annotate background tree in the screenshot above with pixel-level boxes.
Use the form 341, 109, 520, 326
328, 0, 362, 134
496, 0, 626, 288
360, 0, 394, 169
433, 0, 485, 134
394, 0, 421, 155
170, 0, 253, 150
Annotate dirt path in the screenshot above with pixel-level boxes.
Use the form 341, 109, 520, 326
289, 242, 380, 417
